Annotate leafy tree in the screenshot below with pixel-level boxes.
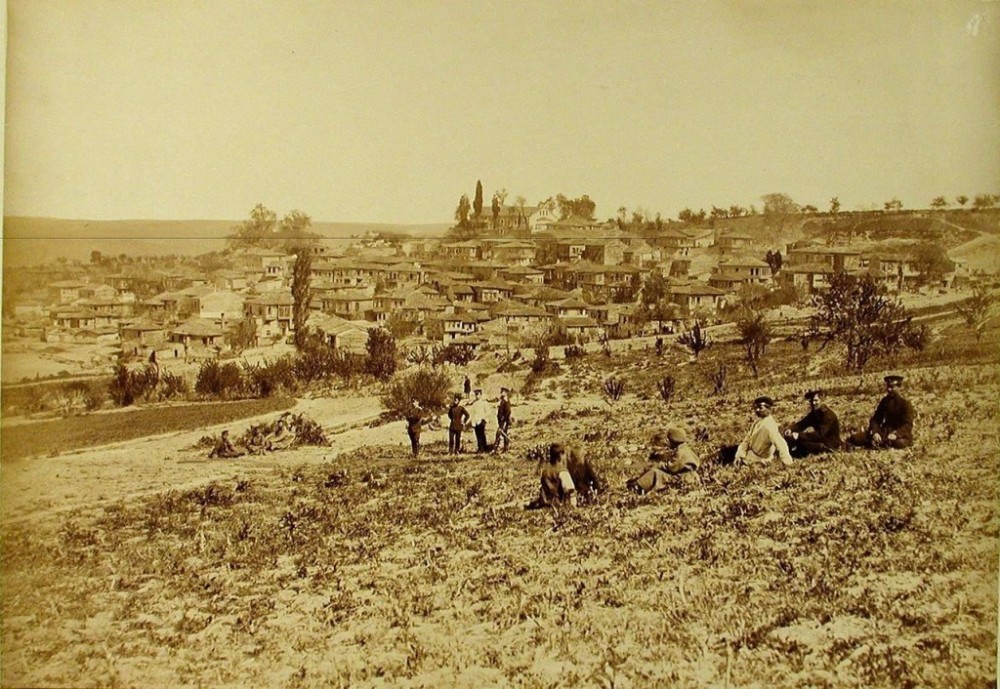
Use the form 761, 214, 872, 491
710, 206, 728, 220
291, 250, 312, 349
365, 328, 398, 380
764, 250, 783, 275
761, 193, 799, 231
515, 195, 528, 229
809, 273, 914, 371
226, 318, 258, 353
380, 368, 452, 419
956, 286, 996, 342
728, 205, 746, 218
556, 194, 597, 221
678, 208, 695, 223
90, 250, 102, 264
930, 196, 949, 209
473, 180, 484, 222
386, 312, 419, 339
884, 198, 903, 212
228, 203, 278, 249
279, 210, 318, 251
455, 194, 471, 227
736, 309, 772, 376
973, 193, 998, 209
801, 204, 818, 214
491, 192, 501, 226
956, 194, 969, 208
910, 242, 954, 286
829, 197, 841, 216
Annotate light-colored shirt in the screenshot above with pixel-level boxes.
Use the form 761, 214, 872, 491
736, 414, 793, 466
468, 398, 490, 425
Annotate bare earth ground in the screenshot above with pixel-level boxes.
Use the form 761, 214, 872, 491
1, 355, 998, 687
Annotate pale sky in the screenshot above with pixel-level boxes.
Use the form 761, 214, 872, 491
5, 0, 999, 224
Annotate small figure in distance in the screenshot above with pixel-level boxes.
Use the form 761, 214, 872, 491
719, 396, 794, 467
526, 442, 605, 510
464, 375, 472, 396
404, 400, 432, 459
493, 387, 513, 454
627, 427, 700, 494
208, 429, 244, 459
266, 417, 295, 452
847, 375, 915, 450
784, 390, 841, 458
447, 393, 470, 455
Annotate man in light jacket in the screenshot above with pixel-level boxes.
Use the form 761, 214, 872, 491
467, 388, 491, 453
720, 396, 794, 467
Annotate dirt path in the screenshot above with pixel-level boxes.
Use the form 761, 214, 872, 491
0, 392, 568, 528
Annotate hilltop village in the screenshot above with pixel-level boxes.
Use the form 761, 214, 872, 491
2, 197, 996, 380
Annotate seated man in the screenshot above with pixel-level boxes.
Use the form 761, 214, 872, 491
719, 396, 794, 467
784, 390, 841, 458
243, 425, 269, 455
208, 430, 244, 459
266, 418, 295, 452
526, 443, 605, 509
627, 427, 700, 494
847, 375, 915, 449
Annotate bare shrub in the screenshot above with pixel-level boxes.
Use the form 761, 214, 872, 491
678, 321, 711, 359
708, 362, 728, 395
657, 375, 676, 406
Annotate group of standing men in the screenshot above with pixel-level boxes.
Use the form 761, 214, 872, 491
403, 384, 512, 459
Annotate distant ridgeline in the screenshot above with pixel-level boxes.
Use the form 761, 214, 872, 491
2, 217, 449, 266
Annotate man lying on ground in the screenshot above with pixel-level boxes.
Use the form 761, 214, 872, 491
627, 426, 700, 494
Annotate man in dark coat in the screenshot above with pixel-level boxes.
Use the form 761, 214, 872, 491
847, 375, 915, 449
209, 430, 244, 459
784, 390, 841, 458
493, 387, 512, 453
447, 393, 470, 455
404, 400, 430, 459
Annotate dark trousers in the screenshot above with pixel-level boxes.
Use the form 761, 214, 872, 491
474, 422, 488, 452
407, 428, 420, 457
449, 429, 462, 454
847, 429, 911, 450
494, 422, 510, 452
718, 444, 739, 465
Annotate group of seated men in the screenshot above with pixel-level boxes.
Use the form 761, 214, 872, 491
531, 374, 916, 506
208, 415, 297, 459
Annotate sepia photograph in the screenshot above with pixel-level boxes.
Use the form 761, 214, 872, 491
2, 1, 999, 686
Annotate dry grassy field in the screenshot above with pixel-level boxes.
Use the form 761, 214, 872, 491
1, 327, 998, 687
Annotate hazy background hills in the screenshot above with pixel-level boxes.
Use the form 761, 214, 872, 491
1, 217, 449, 266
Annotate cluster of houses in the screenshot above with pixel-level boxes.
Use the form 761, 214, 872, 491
6, 212, 959, 362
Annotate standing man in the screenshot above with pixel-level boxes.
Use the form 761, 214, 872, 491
848, 375, 915, 449
468, 389, 490, 453
720, 396, 794, 467
463, 375, 472, 396
494, 387, 513, 453
404, 400, 429, 459
784, 390, 841, 458
447, 393, 470, 455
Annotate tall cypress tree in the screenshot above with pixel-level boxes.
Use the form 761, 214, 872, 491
292, 250, 313, 350
473, 180, 484, 222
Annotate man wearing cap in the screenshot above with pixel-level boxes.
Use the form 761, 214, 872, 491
848, 375, 915, 449
468, 388, 491, 453
784, 390, 841, 458
447, 393, 470, 455
494, 387, 513, 453
720, 396, 794, 466
627, 427, 701, 494
404, 400, 431, 459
